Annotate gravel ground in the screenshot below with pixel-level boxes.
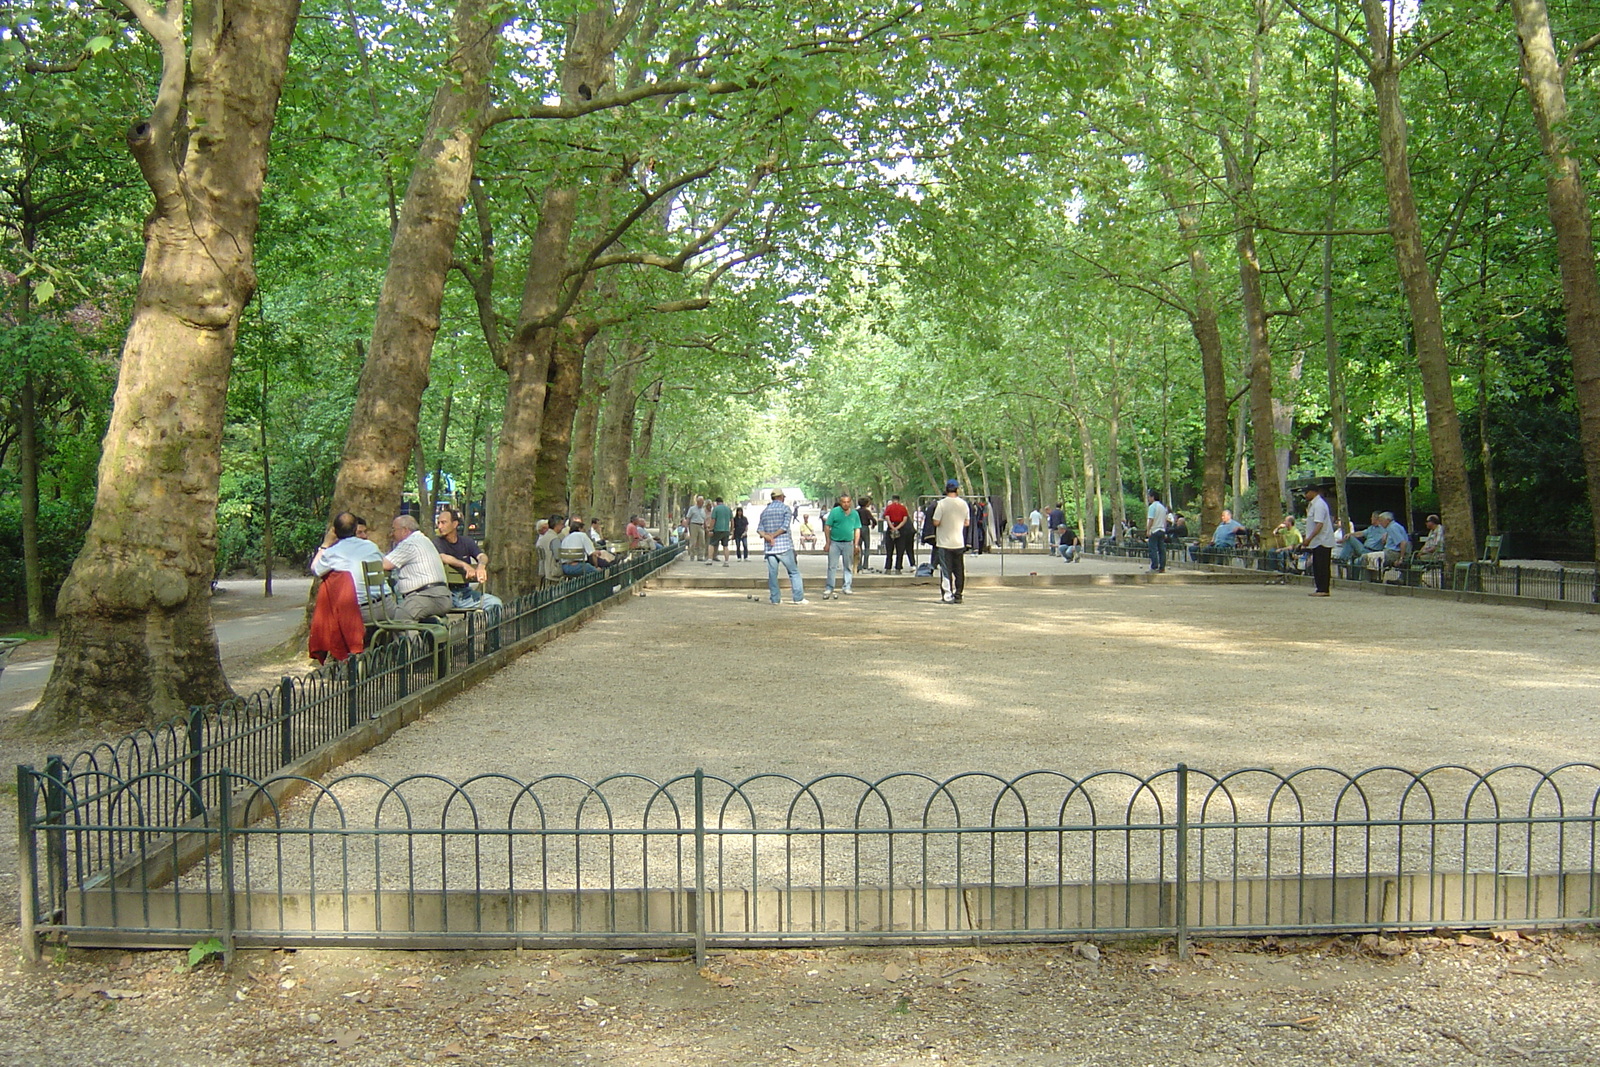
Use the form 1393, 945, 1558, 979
6, 557, 1600, 1064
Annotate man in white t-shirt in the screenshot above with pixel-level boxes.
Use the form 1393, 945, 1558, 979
932, 479, 972, 604
1145, 490, 1169, 573
1302, 484, 1336, 596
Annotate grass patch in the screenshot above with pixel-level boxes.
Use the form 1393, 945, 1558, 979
1, 631, 49, 643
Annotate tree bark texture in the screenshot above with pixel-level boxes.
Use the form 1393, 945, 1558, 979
328, 0, 502, 546
595, 341, 645, 530
488, 185, 578, 594
1512, 0, 1600, 561
1360, 0, 1476, 565
531, 321, 596, 520
30, 0, 301, 729
1165, 192, 1229, 537
567, 337, 605, 520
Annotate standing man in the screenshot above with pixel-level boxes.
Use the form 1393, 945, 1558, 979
882, 494, 913, 573
1145, 490, 1169, 573
1302, 484, 1335, 596
1028, 505, 1043, 547
434, 506, 503, 612
933, 479, 971, 603
822, 494, 861, 599
685, 496, 708, 561
709, 496, 734, 567
383, 514, 452, 620
758, 490, 805, 604
1047, 503, 1066, 551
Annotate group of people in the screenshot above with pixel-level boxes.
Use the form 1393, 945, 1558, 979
754, 482, 974, 605
312, 506, 502, 626
681, 496, 751, 566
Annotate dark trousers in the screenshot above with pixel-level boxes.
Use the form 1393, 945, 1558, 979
1310, 545, 1332, 593
885, 528, 915, 571
1147, 530, 1166, 571
936, 546, 966, 600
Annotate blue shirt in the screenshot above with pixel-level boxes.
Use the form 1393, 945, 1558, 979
1383, 521, 1410, 551
1359, 524, 1386, 550
1213, 519, 1245, 547
757, 500, 794, 554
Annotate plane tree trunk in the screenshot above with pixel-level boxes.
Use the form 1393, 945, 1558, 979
327, 0, 503, 545
28, 0, 301, 729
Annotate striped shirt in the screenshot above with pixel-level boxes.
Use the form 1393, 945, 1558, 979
757, 500, 794, 554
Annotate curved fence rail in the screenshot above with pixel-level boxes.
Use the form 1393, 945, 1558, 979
16, 544, 682, 932
18, 762, 1600, 954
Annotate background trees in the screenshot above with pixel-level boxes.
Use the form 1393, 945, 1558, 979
8, 0, 1600, 724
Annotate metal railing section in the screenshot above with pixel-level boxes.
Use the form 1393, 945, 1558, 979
18, 545, 682, 904
1093, 543, 1600, 603
18, 762, 1600, 954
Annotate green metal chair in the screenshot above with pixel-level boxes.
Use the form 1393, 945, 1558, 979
1452, 534, 1503, 592
360, 559, 451, 676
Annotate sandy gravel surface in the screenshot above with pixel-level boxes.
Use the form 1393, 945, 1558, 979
8, 561, 1600, 1065
334, 571, 1600, 783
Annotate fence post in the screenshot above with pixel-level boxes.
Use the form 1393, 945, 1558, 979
1175, 763, 1190, 962
17, 765, 41, 962
43, 756, 67, 905
466, 611, 476, 666
278, 676, 295, 767
187, 707, 205, 819
346, 658, 360, 729
218, 767, 237, 963
694, 767, 707, 967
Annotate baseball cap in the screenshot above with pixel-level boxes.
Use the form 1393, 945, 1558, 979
945, 479, 960, 491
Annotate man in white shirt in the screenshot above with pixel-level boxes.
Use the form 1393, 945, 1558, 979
559, 519, 604, 576
1145, 490, 1169, 573
933, 479, 972, 604
383, 514, 451, 620
311, 511, 388, 623
1302, 484, 1336, 596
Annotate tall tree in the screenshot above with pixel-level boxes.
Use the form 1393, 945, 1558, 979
30, 0, 302, 728
1509, 0, 1600, 560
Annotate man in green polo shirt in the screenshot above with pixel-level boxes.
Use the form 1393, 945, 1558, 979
822, 494, 861, 599
709, 497, 734, 567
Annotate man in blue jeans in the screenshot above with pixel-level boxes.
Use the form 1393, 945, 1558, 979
1145, 489, 1168, 573
822, 494, 861, 598
758, 490, 805, 604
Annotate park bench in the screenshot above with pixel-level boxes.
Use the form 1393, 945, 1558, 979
359, 559, 451, 676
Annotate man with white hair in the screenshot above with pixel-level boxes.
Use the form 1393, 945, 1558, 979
383, 514, 452, 620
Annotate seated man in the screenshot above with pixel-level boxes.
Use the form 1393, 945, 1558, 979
1267, 514, 1303, 572
1010, 519, 1028, 546
1187, 509, 1246, 561
433, 506, 503, 612
1417, 514, 1445, 560
625, 515, 657, 551
1057, 526, 1081, 562
383, 514, 452, 621
1336, 512, 1386, 565
536, 513, 566, 583
311, 511, 389, 623
1362, 511, 1410, 575
559, 519, 609, 575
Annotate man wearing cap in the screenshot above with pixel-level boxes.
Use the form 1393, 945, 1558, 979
932, 479, 971, 603
758, 489, 805, 604
1302, 484, 1335, 596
